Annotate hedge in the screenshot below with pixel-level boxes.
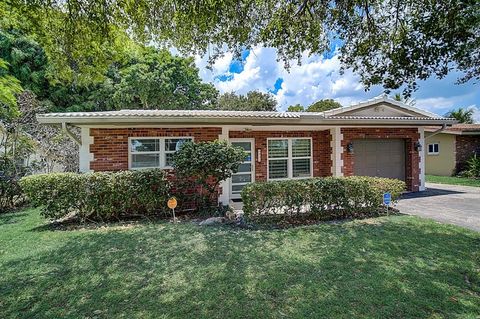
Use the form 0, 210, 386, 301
241, 176, 406, 220
20, 169, 171, 220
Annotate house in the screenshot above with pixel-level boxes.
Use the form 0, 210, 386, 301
37, 94, 455, 204
425, 124, 480, 176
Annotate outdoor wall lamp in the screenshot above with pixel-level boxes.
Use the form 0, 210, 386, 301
347, 142, 354, 154
414, 141, 422, 152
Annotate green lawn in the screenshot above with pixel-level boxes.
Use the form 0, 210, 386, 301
426, 175, 480, 187
1, 209, 479, 318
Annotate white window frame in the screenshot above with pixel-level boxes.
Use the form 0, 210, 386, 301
427, 143, 439, 155
267, 137, 313, 180
128, 136, 193, 170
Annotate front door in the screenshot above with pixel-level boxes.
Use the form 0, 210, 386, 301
230, 139, 255, 200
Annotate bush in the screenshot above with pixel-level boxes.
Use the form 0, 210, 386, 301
20, 169, 171, 220
241, 176, 406, 221
173, 140, 246, 210
0, 157, 32, 212
464, 155, 480, 178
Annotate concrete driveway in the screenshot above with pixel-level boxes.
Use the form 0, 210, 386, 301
397, 182, 480, 232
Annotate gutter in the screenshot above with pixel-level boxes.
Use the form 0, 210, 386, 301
62, 122, 82, 146
425, 124, 448, 140
37, 116, 456, 127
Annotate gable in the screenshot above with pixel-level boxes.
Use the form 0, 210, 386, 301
339, 102, 420, 117
322, 94, 443, 119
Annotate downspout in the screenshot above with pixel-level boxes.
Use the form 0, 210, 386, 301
62, 122, 82, 146
425, 124, 448, 140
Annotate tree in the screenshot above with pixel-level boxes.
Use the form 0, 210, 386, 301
307, 99, 342, 112
217, 91, 277, 111
287, 104, 305, 112
3, 0, 478, 95
444, 108, 475, 124
111, 49, 218, 110
0, 58, 22, 121
0, 31, 220, 113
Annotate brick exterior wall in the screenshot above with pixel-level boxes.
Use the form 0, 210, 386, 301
341, 128, 421, 191
455, 135, 480, 173
89, 127, 222, 171
229, 130, 333, 181
87, 127, 421, 203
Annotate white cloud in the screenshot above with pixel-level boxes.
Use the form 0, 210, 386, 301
194, 46, 480, 116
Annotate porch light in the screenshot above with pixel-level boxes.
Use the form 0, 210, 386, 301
414, 141, 422, 152
347, 142, 354, 154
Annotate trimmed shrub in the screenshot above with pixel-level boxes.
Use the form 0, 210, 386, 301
173, 140, 246, 210
241, 176, 406, 221
20, 169, 171, 220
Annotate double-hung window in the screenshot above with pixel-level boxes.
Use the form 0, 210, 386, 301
267, 138, 312, 180
427, 143, 439, 155
130, 137, 192, 169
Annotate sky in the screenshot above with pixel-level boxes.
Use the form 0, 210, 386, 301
194, 47, 480, 122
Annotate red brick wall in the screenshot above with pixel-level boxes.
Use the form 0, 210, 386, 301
341, 128, 421, 191
89, 127, 222, 171
229, 130, 333, 181
455, 135, 480, 172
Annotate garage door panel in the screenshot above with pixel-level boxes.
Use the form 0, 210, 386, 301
353, 139, 406, 181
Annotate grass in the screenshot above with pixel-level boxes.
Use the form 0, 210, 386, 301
426, 175, 480, 187
1, 208, 479, 319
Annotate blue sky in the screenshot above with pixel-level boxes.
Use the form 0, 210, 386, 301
195, 47, 480, 122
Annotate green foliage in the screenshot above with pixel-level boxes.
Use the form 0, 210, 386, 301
217, 91, 277, 111
307, 99, 342, 112
6, 0, 478, 95
286, 100, 343, 113
0, 156, 28, 213
0, 30, 49, 98
173, 140, 246, 209
463, 155, 480, 178
444, 108, 475, 124
286, 104, 304, 112
0, 58, 22, 120
241, 176, 406, 221
112, 49, 218, 110
19, 170, 171, 220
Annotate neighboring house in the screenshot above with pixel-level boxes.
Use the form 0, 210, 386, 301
37, 94, 454, 204
425, 124, 480, 176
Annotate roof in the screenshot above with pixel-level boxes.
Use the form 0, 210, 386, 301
37, 95, 456, 127
425, 124, 480, 135
323, 94, 442, 118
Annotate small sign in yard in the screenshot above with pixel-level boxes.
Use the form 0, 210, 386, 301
167, 197, 178, 221
383, 192, 392, 214
383, 192, 391, 206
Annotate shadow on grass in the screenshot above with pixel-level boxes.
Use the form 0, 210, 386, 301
1, 217, 479, 318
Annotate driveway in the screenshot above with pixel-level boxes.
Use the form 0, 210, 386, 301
397, 182, 480, 232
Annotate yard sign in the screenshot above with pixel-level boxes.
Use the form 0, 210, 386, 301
383, 192, 391, 206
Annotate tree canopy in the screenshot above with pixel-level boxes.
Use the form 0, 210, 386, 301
3, 0, 479, 96
217, 91, 277, 111
444, 108, 475, 124
287, 99, 342, 112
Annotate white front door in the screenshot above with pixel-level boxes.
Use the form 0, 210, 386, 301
230, 139, 255, 200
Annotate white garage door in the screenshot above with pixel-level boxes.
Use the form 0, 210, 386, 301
353, 139, 406, 180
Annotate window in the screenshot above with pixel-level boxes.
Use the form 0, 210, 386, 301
427, 143, 439, 155
130, 137, 192, 169
267, 138, 312, 180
